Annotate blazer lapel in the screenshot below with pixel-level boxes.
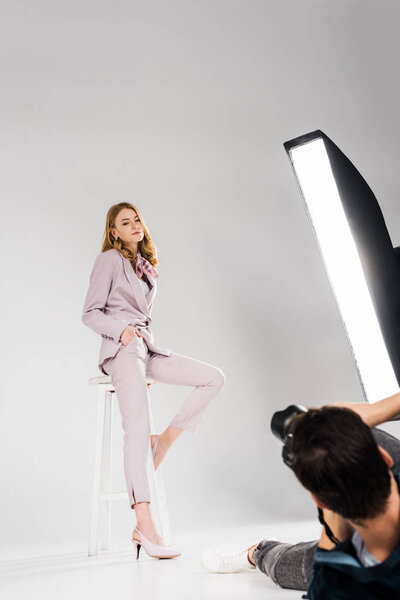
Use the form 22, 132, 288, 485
146, 275, 156, 310
122, 257, 150, 316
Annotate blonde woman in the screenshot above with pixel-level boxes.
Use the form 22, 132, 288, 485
82, 202, 225, 559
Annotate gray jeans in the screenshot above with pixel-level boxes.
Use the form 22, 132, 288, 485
253, 427, 400, 591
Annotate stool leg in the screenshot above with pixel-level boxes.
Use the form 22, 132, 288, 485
100, 390, 113, 551
147, 398, 172, 546
88, 385, 106, 557
154, 464, 172, 546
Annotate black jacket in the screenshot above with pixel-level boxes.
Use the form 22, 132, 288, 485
305, 474, 400, 600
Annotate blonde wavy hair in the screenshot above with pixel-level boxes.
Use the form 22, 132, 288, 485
101, 202, 159, 267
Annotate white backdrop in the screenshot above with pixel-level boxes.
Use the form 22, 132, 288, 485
1, 0, 400, 553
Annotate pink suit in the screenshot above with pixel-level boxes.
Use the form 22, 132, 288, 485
82, 249, 225, 507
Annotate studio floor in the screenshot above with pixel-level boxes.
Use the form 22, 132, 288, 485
0, 520, 321, 600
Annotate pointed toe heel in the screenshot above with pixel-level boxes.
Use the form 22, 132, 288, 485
131, 527, 181, 559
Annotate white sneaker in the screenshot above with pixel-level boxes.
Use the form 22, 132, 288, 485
201, 542, 257, 573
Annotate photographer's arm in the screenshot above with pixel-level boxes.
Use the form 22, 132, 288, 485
331, 391, 400, 428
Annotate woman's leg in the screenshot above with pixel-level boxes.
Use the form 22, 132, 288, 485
151, 426, 184, 470
145, 351, 226, 466
105, 343, 162, 544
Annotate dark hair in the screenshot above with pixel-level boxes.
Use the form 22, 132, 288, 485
291, 407, 391, 522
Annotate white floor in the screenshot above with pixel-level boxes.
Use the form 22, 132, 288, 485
0, 521, 321, 600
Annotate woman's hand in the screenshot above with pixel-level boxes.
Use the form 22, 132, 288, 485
120, 324, 144, 347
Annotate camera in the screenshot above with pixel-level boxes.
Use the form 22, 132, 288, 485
270, 404, 307, 468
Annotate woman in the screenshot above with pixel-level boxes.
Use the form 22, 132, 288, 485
82, 202, 226, 559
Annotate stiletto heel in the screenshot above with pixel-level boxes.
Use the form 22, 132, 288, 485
131, 527, 181, 559
133, 540, 141, 560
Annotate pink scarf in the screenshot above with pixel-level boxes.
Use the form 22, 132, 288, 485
134, 252, 159, 279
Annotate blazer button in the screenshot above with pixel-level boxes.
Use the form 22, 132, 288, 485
145, 320, 149, 326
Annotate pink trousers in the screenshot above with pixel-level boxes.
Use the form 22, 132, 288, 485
102, 338, 226, 508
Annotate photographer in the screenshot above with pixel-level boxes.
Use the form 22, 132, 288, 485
201, 393, 400, 599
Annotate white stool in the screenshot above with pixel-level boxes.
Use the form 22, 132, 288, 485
88, 375, 171, 556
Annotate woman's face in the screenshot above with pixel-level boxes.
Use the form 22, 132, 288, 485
111, 208, 144, 248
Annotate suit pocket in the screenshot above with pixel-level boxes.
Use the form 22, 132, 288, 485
122, 334, 147, 358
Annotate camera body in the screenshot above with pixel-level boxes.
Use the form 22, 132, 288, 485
270, 404, 308, 468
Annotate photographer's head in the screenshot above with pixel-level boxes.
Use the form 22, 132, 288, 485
291, 406, 393, 524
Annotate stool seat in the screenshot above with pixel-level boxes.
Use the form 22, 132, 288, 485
89, 375, 112, 386
87, 374, 171, 556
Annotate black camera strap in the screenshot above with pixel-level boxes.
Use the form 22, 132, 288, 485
318, 508, 341, 546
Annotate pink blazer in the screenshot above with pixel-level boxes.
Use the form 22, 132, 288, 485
82, 248, 171, 374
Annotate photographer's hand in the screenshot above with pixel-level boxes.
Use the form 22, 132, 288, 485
332, 391, 400, 428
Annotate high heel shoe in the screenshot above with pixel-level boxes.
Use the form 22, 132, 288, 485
131, 527, 181, 559
151, 434, 160, 460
